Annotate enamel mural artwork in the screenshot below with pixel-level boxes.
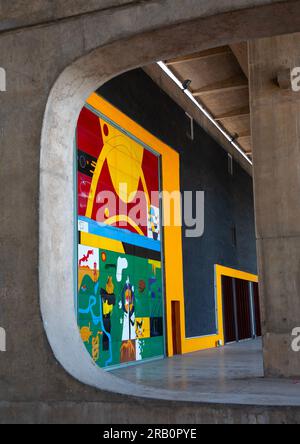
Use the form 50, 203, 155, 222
76, 97, 164, 368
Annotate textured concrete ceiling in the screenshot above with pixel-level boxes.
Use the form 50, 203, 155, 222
164, 44, 252, 160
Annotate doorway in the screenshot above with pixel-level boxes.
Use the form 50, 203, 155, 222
222, 276, 261, 344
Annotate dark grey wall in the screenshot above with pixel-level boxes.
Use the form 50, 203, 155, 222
99, 69, 257, 338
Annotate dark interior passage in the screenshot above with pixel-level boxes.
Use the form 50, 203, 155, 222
235, 279, 252, 341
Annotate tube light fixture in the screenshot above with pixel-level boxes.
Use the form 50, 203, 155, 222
157, 61, 252, 166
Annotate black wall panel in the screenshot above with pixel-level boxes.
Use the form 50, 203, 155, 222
98, 68, 257, 338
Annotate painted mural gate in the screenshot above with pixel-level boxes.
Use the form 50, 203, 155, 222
76, 96, 165, 369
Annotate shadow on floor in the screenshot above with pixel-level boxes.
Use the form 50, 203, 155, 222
111, 339, 300, 406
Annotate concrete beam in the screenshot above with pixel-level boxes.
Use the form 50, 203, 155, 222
0, 1, 139, 32
144, 64, 253, 175
1, 0, 300, 40
215, 106, 250, 121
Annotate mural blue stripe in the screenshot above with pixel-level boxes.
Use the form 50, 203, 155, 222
78, 216, 161, 252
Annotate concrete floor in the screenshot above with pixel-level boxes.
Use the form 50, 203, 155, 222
111, 339, 300, 406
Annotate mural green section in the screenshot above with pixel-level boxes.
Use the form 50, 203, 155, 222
78, 246, 164, 368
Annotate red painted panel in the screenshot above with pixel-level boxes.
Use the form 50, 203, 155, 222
77, 107, 104, 158
76, 105, 160, 238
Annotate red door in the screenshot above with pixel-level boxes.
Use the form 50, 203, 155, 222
235, 278, 252, 341
222, 276, 237, 343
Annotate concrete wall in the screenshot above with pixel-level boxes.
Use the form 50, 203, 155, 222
99, 69, 257, 338
1, 0, 300, 423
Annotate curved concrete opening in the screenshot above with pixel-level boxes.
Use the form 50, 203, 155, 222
40, 5, 300, 406
40, 25, 208, 401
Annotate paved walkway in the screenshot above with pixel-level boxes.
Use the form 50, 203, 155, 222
111, 340, 300, 406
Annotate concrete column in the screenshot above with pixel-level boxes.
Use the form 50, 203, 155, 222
249, 33, 300, 377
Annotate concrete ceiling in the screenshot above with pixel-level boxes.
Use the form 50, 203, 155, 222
164, 43, 251, 160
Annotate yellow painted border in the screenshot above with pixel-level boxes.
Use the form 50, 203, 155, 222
85, 93, 185, 357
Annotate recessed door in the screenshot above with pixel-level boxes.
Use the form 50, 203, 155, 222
222, 276, 259, 344
222, 276, 237, 343
171, 301, 182, 355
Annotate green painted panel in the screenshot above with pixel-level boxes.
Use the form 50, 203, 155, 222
78, 246, 164, 368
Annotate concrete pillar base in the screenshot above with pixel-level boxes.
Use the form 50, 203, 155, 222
249, 32, 300, 378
